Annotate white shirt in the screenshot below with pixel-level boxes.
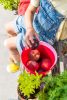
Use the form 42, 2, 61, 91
30, 0, 40, 7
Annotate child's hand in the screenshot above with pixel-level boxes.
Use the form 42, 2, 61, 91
25, 28, 39, 47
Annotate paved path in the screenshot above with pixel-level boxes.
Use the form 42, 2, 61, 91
0, 5, 19, 100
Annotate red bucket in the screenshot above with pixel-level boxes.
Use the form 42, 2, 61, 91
21, 41, 57, 76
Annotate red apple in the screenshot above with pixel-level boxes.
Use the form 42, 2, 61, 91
29, 49, 40, 61
41, 58, 51, 71
31, 37, 39, 49
26, 60, 39, 71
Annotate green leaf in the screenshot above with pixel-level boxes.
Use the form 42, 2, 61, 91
38, 70, 67, 100
18, 71, 42, 98
0, 0, 19, 10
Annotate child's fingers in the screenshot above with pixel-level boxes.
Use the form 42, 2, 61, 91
25, 38, 32, 48
29, 35, 34, 44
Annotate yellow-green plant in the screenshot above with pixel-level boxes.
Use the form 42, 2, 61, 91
0, 0, 19, 10
18, 71, 42, 98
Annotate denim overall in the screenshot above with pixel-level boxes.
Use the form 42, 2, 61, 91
16, 0, 64, 55
33, 0, 64, 45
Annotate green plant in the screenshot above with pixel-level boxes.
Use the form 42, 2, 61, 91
38, 70, 67, 100
18, 71, 42, 98
0, 0, 19, 10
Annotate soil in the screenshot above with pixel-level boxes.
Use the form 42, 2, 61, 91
17, 87, 40, 100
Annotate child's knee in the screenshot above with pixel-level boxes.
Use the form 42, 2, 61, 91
4, 37, 17, 49
4, 39, 16, 50
5, 23, 17, 36
5, 23, 11, 33
4, 39, 11, 49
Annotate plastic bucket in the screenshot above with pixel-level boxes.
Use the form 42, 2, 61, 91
21, 41, 57, 76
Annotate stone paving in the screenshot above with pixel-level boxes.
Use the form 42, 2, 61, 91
0, 5, 19, 100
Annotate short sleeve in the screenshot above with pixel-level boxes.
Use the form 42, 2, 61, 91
30, 0, 40, 7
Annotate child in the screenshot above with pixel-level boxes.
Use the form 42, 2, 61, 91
4, 0, 39, 72
5, 0, 67, 72
5, 0, 30, 72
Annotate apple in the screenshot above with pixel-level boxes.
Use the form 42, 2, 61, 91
29, 49, 40, 61
31, 37, 39, 49
26, 60, 39, 71
41, 58, 51, 71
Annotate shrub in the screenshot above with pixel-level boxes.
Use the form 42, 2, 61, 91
0, 0, 19, 10
18, 71, 42, 98
38, 70, 67, 100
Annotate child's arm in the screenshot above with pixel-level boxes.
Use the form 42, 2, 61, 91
25, 0, 39, 47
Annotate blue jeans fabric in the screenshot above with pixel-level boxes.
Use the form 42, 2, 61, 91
16, 0, 64, 54
33, 0, 64, 45
15, 16, 25, 54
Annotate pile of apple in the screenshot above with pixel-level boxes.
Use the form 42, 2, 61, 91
26, 49, 51, 73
